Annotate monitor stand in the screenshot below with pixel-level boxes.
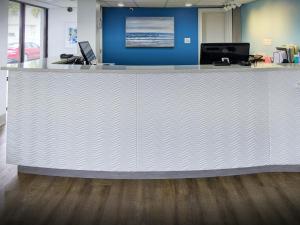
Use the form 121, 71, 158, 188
213, 57, 231, 66
213, 61, 231, 66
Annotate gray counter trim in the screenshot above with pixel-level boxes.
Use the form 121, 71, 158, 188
2, 61, 300, 74
18, 165, 300, 180
3, 67, 300, 75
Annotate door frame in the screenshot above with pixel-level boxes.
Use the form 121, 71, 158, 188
198, 8, 232, 63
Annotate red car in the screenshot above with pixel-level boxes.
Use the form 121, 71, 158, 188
7, 42, 40, 63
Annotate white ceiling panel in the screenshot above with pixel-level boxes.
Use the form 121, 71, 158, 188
25, 0, 256, 8
18, 0, 77, 8
103, 0, 256, 8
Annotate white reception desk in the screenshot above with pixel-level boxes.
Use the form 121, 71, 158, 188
2, 61, 300, 179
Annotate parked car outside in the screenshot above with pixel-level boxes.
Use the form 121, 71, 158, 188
7, 42, 40, 63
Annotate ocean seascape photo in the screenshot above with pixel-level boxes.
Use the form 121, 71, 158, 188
126, 17, 174, 47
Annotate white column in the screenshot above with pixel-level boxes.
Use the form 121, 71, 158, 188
0, 0, 8, 126
96, 1, 102, 63
0, 0, 8, 67
77, 0, 97, 53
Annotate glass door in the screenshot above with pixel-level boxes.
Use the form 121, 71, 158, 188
7, 1, 21, 64
24, 5, 46, 62
7, 1, 48, 64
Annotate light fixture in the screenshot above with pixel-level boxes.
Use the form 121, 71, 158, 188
224, 0, 242, 11
185, 3, 192, 7
118, 2, 125, 7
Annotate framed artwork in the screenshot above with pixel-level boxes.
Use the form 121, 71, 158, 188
126, 17, 174, 48
65, 23, 77, 48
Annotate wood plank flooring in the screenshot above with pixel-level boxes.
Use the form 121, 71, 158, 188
0, 125, 299, 225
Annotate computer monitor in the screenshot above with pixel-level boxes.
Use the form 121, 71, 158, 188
200, 43, 250, 65
78, 41, 97, 65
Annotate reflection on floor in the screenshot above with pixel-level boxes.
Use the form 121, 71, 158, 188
0, 125, 299, 225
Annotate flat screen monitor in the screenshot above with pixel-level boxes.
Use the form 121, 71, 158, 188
200, 43, 250, 65
78, 41, 96, 65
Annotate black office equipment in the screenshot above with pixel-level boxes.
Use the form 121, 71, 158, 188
239, 61, 252, 66
200, 43, 250, 65
78, 41, 97, 65
53, 56, 85, 65
60, 54, 74, 59
249, 54, 264, 64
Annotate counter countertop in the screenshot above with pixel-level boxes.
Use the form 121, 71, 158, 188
2, 59, 300, 74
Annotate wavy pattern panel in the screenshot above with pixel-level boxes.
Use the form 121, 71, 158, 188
269, 71, 300, 165
7, 71, 137, 171
7, 69, 300, 173
138, 72, 270, 171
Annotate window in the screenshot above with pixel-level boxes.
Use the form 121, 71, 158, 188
24, 5, 45, 62
7, 1, 48, 64
7, 1, 21, 64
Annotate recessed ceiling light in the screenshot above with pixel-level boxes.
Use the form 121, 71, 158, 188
185, 3, 192, 7
118, 3, 125, 7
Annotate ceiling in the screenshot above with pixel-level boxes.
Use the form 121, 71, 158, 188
100, 0, 255, 7
21, 0, 255, 8
19, 0, 77, 8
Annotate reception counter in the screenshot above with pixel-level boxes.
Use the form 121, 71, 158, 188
2, 61, 300, 179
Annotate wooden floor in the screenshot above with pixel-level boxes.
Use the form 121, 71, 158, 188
0, 126, 300, 225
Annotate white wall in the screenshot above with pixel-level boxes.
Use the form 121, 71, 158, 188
0, 0, 8, 126
77, 0, 97, 53
242, 0, 300, 55
48, 7, 77, 59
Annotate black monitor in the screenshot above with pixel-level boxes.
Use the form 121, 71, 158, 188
200, 43, 250, 65
78, 41, 97, 65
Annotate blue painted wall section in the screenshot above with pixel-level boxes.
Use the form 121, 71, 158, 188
103, 8, 199, 65
241, 0, 300, 55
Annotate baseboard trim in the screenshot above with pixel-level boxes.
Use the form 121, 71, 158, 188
18, 165, 300, 180
0, 114, 6, 126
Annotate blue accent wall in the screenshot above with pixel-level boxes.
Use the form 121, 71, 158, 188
103, 8, 199, 65
241, 0, 300, 55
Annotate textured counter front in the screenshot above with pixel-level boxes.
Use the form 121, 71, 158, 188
2, 63, 300, 178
